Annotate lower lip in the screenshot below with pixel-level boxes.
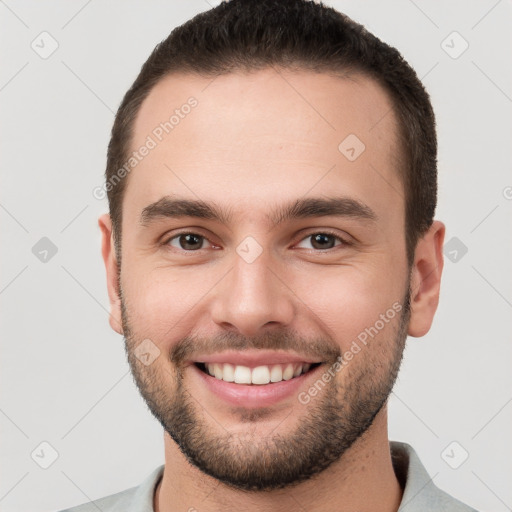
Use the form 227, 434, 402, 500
191, 363, 323, 408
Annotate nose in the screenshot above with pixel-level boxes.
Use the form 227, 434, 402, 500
210, 248, 295, 338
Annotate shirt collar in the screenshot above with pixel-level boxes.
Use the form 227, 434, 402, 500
129, 441, 470, 512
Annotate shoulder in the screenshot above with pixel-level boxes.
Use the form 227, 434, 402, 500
54, 464, 164, 512
391, 441, 479, 512
55, 486, 138, 512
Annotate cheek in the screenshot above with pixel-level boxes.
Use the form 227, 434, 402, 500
121, 264, 217, 341
292, 264, 406, 352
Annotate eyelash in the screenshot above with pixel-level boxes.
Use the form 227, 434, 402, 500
162, 230, 350, 253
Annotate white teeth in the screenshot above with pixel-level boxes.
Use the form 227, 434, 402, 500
270, 365, 283, 382
234, 365, 252, 384
202, 362, 315, 385
213, 363, 223, 380
222, 363, 235, 382
251, 366, 271, 385
282, 364, 294, 380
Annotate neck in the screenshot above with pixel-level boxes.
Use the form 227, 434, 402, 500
154, 407, 402, 512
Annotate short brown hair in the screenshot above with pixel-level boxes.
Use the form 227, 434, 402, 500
106, 0, 437, 265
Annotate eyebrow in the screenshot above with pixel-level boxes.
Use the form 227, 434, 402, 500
139, 195, 377, 228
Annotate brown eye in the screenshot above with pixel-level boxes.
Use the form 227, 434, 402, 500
295, 232, 344, 251
167, 233, 207, 251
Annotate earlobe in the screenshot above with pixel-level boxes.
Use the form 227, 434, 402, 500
98, 213, 124, 335
407, 220, 445, 338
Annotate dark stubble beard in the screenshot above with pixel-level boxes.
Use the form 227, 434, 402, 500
121, 287, 411, 492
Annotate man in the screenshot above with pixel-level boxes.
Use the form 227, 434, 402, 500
58, 0, 478, 510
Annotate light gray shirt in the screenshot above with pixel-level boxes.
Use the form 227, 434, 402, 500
56, 441, 478, 512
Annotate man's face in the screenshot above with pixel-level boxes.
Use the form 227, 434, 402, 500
108, 69, 414, 490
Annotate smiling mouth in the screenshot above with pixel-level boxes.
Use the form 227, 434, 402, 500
194, 361, 322, 385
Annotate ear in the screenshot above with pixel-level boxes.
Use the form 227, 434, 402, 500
408, 220, 445, 337
98, 213, 124, 335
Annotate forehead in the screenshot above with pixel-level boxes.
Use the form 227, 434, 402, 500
123, 68, 403, 227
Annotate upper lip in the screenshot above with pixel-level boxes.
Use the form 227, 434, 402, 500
190, 350, 323, 367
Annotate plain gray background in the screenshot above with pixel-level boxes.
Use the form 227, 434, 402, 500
1, 1, 511, 511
